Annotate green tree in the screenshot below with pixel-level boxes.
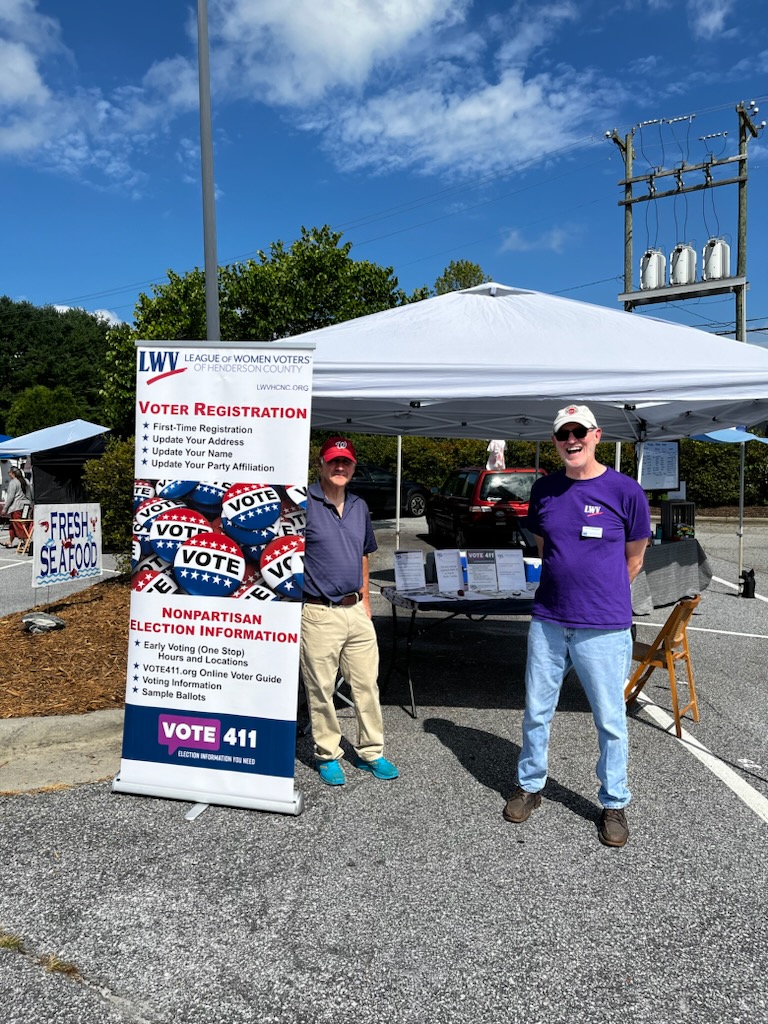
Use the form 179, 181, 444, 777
101, 225, 412, 426
82, 436, 135, 557
101, 322, 140, 438
434, 259, 490, 295
6, 385, 87, 436
132, 224, 406, 342
0, 298, 109, 433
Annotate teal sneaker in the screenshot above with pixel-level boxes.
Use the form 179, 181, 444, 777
356, 756, 399, 780
316, 760, 345, 786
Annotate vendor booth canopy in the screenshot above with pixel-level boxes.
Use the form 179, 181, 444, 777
301, 283, 768, 441
0, 419, 110, 503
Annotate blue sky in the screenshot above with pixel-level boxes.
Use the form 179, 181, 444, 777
2, 0, 767, 341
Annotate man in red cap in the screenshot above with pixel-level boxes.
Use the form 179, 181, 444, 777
299, 437, 399, 786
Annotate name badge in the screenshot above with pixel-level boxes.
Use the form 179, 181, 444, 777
581, 525, 603, 539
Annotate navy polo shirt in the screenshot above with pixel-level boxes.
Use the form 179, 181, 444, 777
303, 481, 378, 601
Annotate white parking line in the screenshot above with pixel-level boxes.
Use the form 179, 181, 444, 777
712, 574, 768, 604
634, 621, 768, 640
634, 693, 768, 824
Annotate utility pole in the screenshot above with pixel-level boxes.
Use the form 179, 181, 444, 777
609, 102, 763, 325
736, 101, 760, 344
197, 0, 221, 342
609, 102, 765, 581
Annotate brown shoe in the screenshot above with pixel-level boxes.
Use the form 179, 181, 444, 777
503, 786, 542, 823
599, 808, 629, 847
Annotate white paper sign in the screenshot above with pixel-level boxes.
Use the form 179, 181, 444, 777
394, 550, 427, 592
495, 549, 527, 591
466, 549, 498, 592
638, 441, 679, 491
434, 549, 463, 592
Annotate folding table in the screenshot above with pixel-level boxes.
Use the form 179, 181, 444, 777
380, 584, 536, 718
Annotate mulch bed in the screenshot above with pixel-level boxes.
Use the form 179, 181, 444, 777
1, 577, 130, 719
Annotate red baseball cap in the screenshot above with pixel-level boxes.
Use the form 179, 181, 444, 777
320, 437, 357, 463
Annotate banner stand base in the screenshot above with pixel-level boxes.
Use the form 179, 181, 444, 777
112, 775, 304, 816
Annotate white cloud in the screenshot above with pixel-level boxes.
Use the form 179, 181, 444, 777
493, 2, 578, 68
232, 0, 624, 180
211, 0, 472, 104
500, 226, 573, 253
93, 308, 123, 326
311, 60, 622, 178
53, 305, 123, 326
0, 1, 195, 186
0, 0, 63, 54
0, 38, 50, 106
686, 0, 736, 39
0, 0, 747, 194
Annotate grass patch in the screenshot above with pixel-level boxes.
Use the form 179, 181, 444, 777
40, 952, 81, 978
0, 931, 24, 951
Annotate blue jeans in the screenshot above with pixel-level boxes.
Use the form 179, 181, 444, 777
518, 619, 632, 808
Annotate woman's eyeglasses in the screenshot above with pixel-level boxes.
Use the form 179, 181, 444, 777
554, 425, 593, 442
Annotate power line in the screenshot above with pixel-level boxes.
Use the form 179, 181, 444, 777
44, 94, 768, 320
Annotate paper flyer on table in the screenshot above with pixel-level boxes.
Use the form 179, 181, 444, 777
434, 549, 463, 592
466, 549, 498, 592
394, 550, 427, 592
496, 549, 527, 591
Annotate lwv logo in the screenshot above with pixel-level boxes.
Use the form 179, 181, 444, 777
584, 504, 603, 517
139, 350, 186, 384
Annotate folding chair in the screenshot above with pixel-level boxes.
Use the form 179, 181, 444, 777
625, 595, 701, 739
16, 503, 34, 556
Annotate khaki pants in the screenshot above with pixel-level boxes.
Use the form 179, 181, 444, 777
299, 602, 384, 763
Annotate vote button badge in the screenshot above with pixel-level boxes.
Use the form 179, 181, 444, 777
173, 533, 246, 597
259, 536, 305, 599
148, 508, 214, 559
221, 483, 282, 531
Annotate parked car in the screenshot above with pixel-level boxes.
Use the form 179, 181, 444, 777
348, 463, 431, 517
426, 466, 545, 547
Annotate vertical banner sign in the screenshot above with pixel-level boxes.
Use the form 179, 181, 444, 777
32, 503, 103, 588
113, 341, 314, 815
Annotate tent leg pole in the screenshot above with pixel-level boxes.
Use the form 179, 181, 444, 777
396, 435, 402, 551
738, 442, 745, 580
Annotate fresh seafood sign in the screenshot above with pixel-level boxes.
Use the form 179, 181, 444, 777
32, 504, 103, 586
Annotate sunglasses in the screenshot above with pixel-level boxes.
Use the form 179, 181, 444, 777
554, 425, 594, 442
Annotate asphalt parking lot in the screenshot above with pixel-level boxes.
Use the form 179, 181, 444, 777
0, 516, 767, 1024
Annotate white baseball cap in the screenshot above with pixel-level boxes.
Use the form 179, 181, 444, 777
552, 404, 599, 434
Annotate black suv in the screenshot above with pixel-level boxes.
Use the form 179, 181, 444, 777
426, 466, 544, 547
348, 463, 431, 517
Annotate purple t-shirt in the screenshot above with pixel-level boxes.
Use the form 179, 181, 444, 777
303, 481, 377, 602
526, 467, 650, 630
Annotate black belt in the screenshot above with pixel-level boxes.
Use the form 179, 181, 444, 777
304, 592, 362, 608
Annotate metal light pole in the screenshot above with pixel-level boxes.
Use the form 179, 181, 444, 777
197, 0, 221, 341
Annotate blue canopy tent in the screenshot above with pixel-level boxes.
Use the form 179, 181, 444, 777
692, 427, 768, 577
0, 420, 110, 504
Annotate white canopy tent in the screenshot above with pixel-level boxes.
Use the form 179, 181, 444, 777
303, 283, 768, 442
297, 282, 768, 546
